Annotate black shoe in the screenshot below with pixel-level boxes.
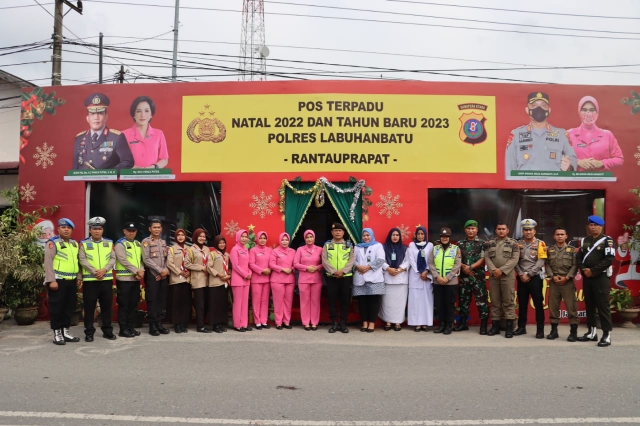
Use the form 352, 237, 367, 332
361, 327, 367, 332
213, 325, 224, 333
535, 324, 545, 339
505, 320, 514, 338
84, 334, 94, 342
245, 327, 253, 331
577, 327, 598, 342
546, 324, 559, 340
453, 318, 468, 332
234, 327, 245, 332
156, 322, 170, 334
149, 323, 160, 336
443, 323, 453, 335
276, 325, 283, 330
597, 331, 611, 347
181, 325, 188, 333
119, 328, 135, 338
366, 328, 374, 333
328, 321, 338, 333
513, 327, 527, 336
433, 324, 446, 334
304, 326, 311, 331
103, 332, 117, 340
479, 318, 488, 335
283, 324, 292, 329
129, 326, 140, 336
254, 325, 263, 330
340, 321, 349, 333
174, 325, 183, 334
262, 324, 270, 330
311, 325, 318, 331
487, 321, 500, 336
567, 324, 578, 342
197, 326, 213, 333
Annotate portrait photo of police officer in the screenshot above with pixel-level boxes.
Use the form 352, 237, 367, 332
505, 92, 577, 179
71, 93, 134, 170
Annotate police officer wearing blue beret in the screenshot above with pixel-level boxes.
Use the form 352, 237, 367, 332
576, 215, 615, 347
72, 93, 134, 170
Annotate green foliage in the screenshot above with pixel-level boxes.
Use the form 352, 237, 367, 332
623, 188, 640, 253
244, 227, 256, 249
609, 288, 634, 313
0, 187, 58, 309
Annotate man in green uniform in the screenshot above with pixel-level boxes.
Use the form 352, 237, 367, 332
455, 219, 489, 334
545, 227, 579, 342
321, 222, 355, 334
576, 215, 615, 347
484, 223, 520, 338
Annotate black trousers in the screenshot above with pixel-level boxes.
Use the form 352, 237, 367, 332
145, 273, 169, 323
357, 294, 381, 323
434, 285, 457, 324
48, 279, 76, 330
172, 283, 192, 326
516, 275, 544, 327
327, 275, 352, 323
583, 275, 612, 332
83, 280, 113, 335
116, 280, 140, 327
193, 287, 208, 327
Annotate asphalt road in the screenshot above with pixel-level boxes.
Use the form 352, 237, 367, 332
0, 321, 639, 426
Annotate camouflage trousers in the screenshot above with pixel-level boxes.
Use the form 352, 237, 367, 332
458, 274, 489, 319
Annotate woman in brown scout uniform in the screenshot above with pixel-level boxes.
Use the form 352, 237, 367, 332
167, 229, 191, 333
207, 235, 231, 333
185, 228, 212, 333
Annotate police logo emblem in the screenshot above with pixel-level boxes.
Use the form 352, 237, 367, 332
187, 105, 227, 143
92, 95, 101, 105
550, 152, 556, 159
458, 112, 487, 145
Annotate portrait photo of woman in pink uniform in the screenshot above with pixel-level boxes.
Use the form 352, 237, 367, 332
122, 96, 169, 169
568, 96, 624, 172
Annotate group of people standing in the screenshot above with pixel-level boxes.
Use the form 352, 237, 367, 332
44, 214, 616, 348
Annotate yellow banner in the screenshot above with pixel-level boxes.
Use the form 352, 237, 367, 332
181, 94, 496, 173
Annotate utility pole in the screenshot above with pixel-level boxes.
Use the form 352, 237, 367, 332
51, 0, 83, 86
99, 32, 103, 84
118, 66, 125, 84
171, 0, 180, 82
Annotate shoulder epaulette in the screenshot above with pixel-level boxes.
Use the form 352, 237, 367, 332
76, 130, 86, 137
116, 237, 127, 244
81, 237, 90, 242
109, 128, 122, 135
48, 236, 61, 243
103, 238, 113, 242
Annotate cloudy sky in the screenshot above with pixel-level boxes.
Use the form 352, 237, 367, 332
0, 0, 639, 87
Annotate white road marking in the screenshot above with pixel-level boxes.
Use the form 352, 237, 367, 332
0, 412, 639, 425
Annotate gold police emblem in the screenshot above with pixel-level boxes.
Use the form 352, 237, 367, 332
187, 107, 227, 143
92, 95, 101, 105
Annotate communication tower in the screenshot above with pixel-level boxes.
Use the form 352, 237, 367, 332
239, 0, 269, 81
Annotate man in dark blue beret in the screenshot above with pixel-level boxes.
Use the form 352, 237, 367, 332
72, 93, 134, 170
576, 215, 615, 347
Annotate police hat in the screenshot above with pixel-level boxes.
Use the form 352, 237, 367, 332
528, 92, 549, 104
440, 227, 452, 236
123, 221, 137, 231
87, 216, 106, 228
331, 222, 346, 231
58, 218, 75, 229
464, 220, 478, 229
85, 93, 110, 113
521, 218, 537, 229
588, 215, 605, 226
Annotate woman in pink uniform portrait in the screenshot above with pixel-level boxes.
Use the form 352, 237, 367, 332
123, 96, 169, 169
568, 96, 624, 172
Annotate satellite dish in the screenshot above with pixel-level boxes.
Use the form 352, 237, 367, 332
259, 45, 270, 58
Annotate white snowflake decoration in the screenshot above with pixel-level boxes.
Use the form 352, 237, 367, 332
635, 145, 640, 166
398, 224, 410, 241
249, 191, 276, 219
224, 220, 239, 236
376, 190, 403, 219
33, 142, 57, 169
19, 183, 36, 202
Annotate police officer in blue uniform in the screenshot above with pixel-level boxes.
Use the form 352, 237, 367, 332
72, 93, 134, 170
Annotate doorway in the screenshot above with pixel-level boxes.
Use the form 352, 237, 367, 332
290, 202, 342, 249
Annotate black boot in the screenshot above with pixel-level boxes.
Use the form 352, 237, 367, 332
149, 322, 160, 336
546, 323, 559, 340
487, 321, 500, 336
328, 321, 338, 333
577, 326, 598, 342
453, 317, 468, 332
156, 321, 170, 334
174, 325, 183, 334
434, 323, 446, 334
479, 318, 488, 335
118, 324, 134, 338
128, 324, 140, 336
567, 324, 578, 342
513, 325, 527, 336
443, 322, 453, 335
340, 321, 349, 333
505, 320, 514, 338
535, 324, 545, 339
597, 330, 611, 347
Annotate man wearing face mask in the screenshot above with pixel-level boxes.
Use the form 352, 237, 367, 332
505, 92, 577, 179
568, 96, 624, 172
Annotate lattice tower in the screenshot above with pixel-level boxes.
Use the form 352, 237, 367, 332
239, 0, 267, 81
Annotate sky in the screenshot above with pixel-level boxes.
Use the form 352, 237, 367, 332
0, 0, 639, 87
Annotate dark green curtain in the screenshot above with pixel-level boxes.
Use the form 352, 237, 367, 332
324, 182, 363, 244
284, 181, 315, 240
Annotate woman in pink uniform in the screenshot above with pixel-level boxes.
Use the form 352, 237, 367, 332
122, 96, 169, 169
269, 232, 296, 330
294, 230, 324, 331
569, 96, 624, 172
249, 231, 272, 330
229, 229, 252, 332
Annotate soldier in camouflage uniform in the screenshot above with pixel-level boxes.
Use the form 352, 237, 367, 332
455, 220, 489, 335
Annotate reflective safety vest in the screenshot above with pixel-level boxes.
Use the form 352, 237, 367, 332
81, 238, 114, 281
115, 238, 142, 277
324, 241, 353, 277
52, 238, 80, 280
433, 244, 459, 278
